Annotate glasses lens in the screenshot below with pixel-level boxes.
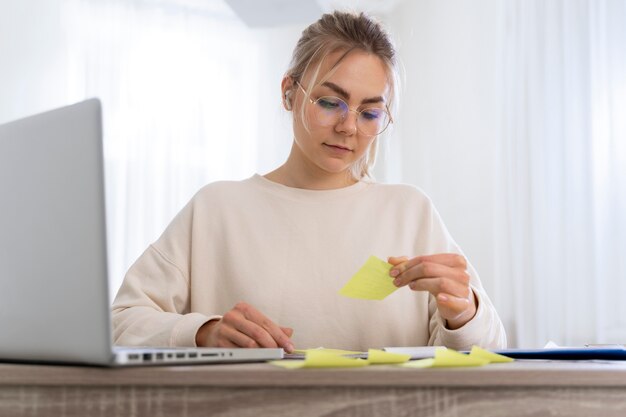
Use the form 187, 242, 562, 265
358, 107, 390, 136
313, 96, 348, 126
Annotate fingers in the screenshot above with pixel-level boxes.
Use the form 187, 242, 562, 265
388, 253, 476, 327
390, 253, 467, 277
420, 253, 467, 269
387, 256, 408, 266
437, 293, 472, 317
228, 312, 275, 348
237, 303, 295, 351
219, 325, 259, 348
395, 262, 470, 295
406, 276, 471, 299
280, 327, 294, 338
217, 302, 295, 353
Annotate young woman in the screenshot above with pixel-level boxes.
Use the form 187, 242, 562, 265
112, 11, 506, 353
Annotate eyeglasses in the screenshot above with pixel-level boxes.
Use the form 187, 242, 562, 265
296, 82, 393, 136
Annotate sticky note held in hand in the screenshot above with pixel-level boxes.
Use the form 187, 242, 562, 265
338, 255, 398, 300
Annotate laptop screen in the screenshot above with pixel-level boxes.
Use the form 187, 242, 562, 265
0, 99, 113, 364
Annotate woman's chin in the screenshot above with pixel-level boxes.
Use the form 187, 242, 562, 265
318, 161, 352, 175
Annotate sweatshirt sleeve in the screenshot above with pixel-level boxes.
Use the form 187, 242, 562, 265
427, 279, 507, 350
416, 191, 507, 350
111, 198, 220, 347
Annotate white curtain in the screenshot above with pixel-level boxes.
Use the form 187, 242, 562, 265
60, 0, 296, 298
495, 0, 626, 347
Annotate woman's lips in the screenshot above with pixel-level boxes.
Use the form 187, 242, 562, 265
323, 143, 352, 153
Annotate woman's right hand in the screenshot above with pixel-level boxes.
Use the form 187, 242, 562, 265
195, 302, 295, 353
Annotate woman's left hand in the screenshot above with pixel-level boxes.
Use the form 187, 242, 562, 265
388, 253, 477, 329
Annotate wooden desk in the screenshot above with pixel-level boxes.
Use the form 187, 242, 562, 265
2, 360, 626, 416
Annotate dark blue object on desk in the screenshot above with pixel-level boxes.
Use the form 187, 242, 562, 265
494, 346, 626, 361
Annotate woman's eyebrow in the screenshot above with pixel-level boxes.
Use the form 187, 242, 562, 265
321, 81, 385, 104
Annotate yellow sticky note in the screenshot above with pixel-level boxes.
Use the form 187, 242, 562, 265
402, 347, 488, 368
469, 346, 514, 363
432, 348, 489, 366
367, 349, 411, 364
339, 256, 398, 300
271, 350, 369, 369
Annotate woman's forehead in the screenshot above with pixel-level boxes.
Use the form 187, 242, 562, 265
305, 50, 391, 98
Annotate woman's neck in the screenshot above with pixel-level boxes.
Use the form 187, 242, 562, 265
264, 157, 357, 191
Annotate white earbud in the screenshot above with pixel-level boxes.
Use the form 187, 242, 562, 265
284, 90, 293, 111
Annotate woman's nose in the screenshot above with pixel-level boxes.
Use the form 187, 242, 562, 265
335, 110, 358, 135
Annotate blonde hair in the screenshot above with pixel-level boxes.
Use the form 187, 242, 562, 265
285, 11, 399, 180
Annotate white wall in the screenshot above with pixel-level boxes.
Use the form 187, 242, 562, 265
253, 25, 303, 175
380, 0, 502, 302
0, 0, 70, 123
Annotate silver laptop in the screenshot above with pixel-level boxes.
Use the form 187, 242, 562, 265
0, 99, 283, 366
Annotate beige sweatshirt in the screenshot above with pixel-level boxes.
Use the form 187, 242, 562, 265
112, 174, 506, 351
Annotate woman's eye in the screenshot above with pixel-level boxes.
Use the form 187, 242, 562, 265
318, 97, 341, 109
361, 109, 382, 120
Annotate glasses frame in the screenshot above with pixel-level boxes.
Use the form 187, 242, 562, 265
295, 81, 394, 136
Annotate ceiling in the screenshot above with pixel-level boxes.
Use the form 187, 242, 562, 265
223, 0, 406, 27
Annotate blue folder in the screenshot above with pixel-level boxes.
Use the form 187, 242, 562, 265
493, 346, 626, 360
